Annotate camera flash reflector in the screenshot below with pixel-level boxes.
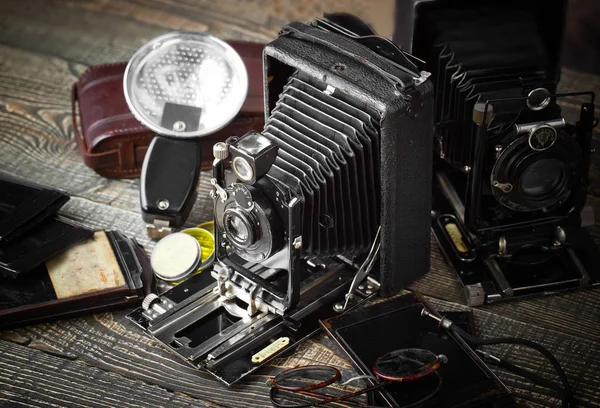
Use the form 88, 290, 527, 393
123, 31, 248, 139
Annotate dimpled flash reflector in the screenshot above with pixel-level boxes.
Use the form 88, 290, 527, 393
124, 31, 248, 138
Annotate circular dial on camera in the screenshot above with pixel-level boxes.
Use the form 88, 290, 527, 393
233, 183, 254, 210
528, 125, 557, 151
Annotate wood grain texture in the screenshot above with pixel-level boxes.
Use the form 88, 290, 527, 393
1, 295, 599, 408
0, 339, 220, 408
0, 0, 599, 407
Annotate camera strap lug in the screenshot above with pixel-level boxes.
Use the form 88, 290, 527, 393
405, 86, 425, 119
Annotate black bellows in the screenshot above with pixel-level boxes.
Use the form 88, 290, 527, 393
420, 5, 555, 170
261, 70, 380, 256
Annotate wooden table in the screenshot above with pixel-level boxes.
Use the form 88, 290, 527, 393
1, 1, 599, 407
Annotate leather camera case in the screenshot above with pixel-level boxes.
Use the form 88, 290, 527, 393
72, 40, 265, 178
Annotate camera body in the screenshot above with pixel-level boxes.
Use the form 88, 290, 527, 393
399, 0, 600, 305
129, 15, 434, 385
211, 18, 434, 315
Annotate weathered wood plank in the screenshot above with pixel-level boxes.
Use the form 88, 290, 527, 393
0, 339, 221, 408
0, 312, 294, 407
1, 294, 598, 408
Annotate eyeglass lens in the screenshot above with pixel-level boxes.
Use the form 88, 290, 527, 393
273, 365, 341, 391
374, 348, 441, 381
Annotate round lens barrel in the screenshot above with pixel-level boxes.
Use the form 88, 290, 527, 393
519, 158, 567, 199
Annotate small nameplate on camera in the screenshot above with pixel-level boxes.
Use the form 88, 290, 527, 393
251, 336, 290, 364
444, 223, 469, 254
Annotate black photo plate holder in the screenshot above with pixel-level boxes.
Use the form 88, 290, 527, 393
0, 176, 69, 243
0, 230, 153, 329
0, 216, 93, 278
320, 292, 515, 408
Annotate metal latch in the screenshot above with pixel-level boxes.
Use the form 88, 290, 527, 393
147, 219, 174, 240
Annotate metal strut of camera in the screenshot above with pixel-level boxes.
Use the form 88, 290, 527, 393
336, 226, 382, 312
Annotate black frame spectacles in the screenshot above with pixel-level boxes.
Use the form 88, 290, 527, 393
269, 348, 447, 407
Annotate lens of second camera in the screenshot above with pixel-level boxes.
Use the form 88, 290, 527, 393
519, 158, 567, 200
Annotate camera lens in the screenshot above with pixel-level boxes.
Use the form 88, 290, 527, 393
223, 208, 257, 248
519, 159, 567, 199
228, 215, 249, 240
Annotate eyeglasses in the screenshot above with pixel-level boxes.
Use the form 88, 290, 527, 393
269, 348, 447, 407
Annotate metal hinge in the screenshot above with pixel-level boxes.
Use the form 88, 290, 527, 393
413, 70, 431, 86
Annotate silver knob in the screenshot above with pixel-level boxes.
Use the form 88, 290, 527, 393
213, 142, 229, 160
498, 236, 507, 255
142, 293, 160, 311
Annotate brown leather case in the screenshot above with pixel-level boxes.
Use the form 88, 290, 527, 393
72, 41, 265, 178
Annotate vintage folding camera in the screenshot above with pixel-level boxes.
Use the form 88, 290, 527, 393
398, 0, 600, 305
128, 14, 434, 385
